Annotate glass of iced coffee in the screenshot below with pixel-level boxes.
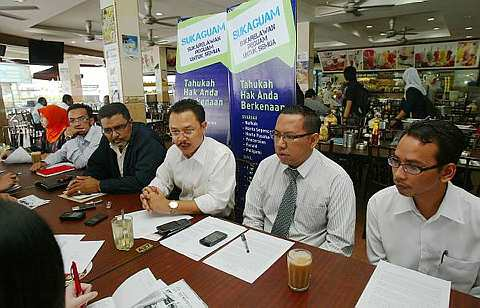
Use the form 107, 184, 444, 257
287, 248, 312, 291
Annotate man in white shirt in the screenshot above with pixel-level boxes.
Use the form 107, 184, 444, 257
243, 105, 356, 256
30, 104, 102, 171
32, 97, 47, 127
366, 120, 480, 296
141, 99, 235, 217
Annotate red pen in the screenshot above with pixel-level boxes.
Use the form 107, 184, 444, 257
70, 261, 85, 307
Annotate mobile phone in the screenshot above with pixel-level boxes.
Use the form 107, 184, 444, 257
84, 213, 108, 226
71, 204, 96, 212
199, 231, 227, 247
59, 211, 86, 221
156, 218, 191, 235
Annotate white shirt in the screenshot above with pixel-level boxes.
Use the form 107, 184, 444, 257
109, 143, 129, 177
44, 125, 102, 169
243, 150, 356, 256
366, 183, 480, 297
149, 137, 236, 217
32, 103, 43, 124
56, 102, 70, 110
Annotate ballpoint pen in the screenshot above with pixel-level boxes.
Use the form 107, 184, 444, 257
241, 233, 250, 253
70, 261, 85, 308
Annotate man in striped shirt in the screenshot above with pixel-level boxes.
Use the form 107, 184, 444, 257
243, 105, 356, 256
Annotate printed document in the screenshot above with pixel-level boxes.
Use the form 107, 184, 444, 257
203, 229, 294, 283
160, 216, 246, 261
356, 260, 451, 308
124, 209, 192, 239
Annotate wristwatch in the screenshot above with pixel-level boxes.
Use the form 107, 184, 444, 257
168, 201, 178, 214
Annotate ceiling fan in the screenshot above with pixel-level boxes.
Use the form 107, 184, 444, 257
28, 20, 103, 43
145, 29, 170, 46
384, 18, 418, 38
0, 5, 39, 21
139, 0, 179, 27
318, 0, 395, 17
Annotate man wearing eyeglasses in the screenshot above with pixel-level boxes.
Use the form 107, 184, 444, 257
31, 104, 102, 171
140, 99, 235, 217
243, 105, 356, 256
366, 120, 480, 296
65, 103, 166, 195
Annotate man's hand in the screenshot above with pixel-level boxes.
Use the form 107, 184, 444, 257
65, 283, 98, 308
0, 193, 17, 202
66, 176, 100, 196
0, 172, 17, 192
64, 126, 80, 139
140, 186, 168, 214
30, 161, 47, 172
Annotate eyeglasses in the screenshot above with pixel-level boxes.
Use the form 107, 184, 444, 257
69, 115, 90, 124
270, 130, 315, 142
102, 121, 130, 135
168, 128, 197, 138
387, 155, 440, 175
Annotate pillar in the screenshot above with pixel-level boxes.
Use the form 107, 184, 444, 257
58, 57, 83, 102
296, 21, 314, 92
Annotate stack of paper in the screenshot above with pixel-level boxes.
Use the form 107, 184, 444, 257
160, 216, 246, 261
55, 233, 104, 274
59, 192, 106, 203
356, 260, 451, 308
203, 229, 294, 283
18, 195, 50, 209
125, 209, 192, 239
4, 147, 31, 164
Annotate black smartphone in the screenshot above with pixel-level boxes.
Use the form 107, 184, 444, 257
71, 204, 96, 212
156, 219, 191, 235
199, 231, 227, 247
84, 213, 108, 226
59, 211, 86, 221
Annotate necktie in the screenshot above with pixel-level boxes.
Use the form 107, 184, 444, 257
271, 168, 300, 238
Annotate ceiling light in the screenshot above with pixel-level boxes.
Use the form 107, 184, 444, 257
427, 17, 435, 22
466, 35, 473, 39
380, 33, 386, 36
366, 25, 373, 29
155, 12, 163, 16
433, 27, 440, 30
71, 41, 76, 44
153, 35, 159, 38
465, 26, 473, 30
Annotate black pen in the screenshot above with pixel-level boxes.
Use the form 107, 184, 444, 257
440, 250, 448, 264
241, 233, 250, 253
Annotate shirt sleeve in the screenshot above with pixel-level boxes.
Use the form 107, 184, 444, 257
366, 196, 386, 265
43, 142, 68, 165
149, 151, 174, 197
194, 151, 236, 215
319, 172, 356, 257
242, 163, 266, 231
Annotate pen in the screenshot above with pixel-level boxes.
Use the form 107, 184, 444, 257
440, 250, 448, 264
241, 233, 250, 253
70, 261, 84, 307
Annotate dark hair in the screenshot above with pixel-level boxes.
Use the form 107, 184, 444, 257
403, 120, 465, 166
68, 103, 93, 118
304, 89, 317, 99
0, 201, 64, 308
98, 102, 131, 121
62, 94, 73, 105
279, 105, 321, 133
343, 66, 357, 82
37, 97, 47, 106
168, 99, 205, 123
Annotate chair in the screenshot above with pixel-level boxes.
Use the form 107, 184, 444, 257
234, 159, 259, 224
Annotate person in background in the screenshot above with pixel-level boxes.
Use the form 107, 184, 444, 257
66, 103, 166, 195
141, 99, 236, 217
342, 66, 365, 125
243, 105, 356, 256
322, 81, 339, 108
391, 67, 433, 128
32, 97, 47, 128
31, 104, 102, 171
58, 94, 74, 110
0, 200, 98, 308
38, 105, 69, 154
103, 95, 110, 106
304, 89, 330, 116
366, 120, 480, 297
427, 77, 442, 103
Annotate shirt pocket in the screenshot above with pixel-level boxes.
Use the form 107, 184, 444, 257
294, 199, 328, 234
438, 255, 480, 293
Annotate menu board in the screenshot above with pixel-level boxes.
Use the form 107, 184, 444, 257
397, 46, 414, 69
375, 47, 397, 69
347, 49, 362, 69
319, 50, 347, 72
362, 48, 376, 70
455, 41, 479, 67
414, 42, 456, 68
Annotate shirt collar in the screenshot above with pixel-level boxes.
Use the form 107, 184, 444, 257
182, 136, 207, 164
109, 142, 128, 155
83, 125, 97, 143
279, 150, 316, 179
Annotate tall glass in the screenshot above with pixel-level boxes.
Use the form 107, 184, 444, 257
287, 248, 313, 291
111, 216, 134, 251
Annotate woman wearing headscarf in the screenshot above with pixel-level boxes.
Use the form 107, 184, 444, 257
391, 67, 434, 128
38, 105, 69, 153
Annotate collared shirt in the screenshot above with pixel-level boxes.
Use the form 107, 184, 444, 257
44, 125, 102, 169
149, 137, 236, 217
56, 102, 70, 110
109, 143, 129, 177
243, 149, 356, 256
366, 183, 480, 297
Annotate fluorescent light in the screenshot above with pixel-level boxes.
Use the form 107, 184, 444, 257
427, 17, 435, 21
366, 25, 373, 29
155, 12, 163, 16
380, 33, 386, 36
433, 27, 440, 30
71, 41, 76, 44
465, 26, 473, 30
466, 35, 473, 39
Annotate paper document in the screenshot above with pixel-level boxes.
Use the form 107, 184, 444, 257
136, 279, 207, 308
4, 147, 31, 164
203, 229, 294, 283
54, 234, 85, 248
356, 260, 451, 308
59, 192, 106, 203
160, 216, 246, 261
126, 209, 192, 239
18, 195, 50, 209
61, 240, 104, 274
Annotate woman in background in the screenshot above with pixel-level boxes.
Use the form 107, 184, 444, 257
0, 201, 97, 308
38, 105, 69, 153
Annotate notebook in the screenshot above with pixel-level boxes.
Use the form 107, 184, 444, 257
36, 163, 76, 177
